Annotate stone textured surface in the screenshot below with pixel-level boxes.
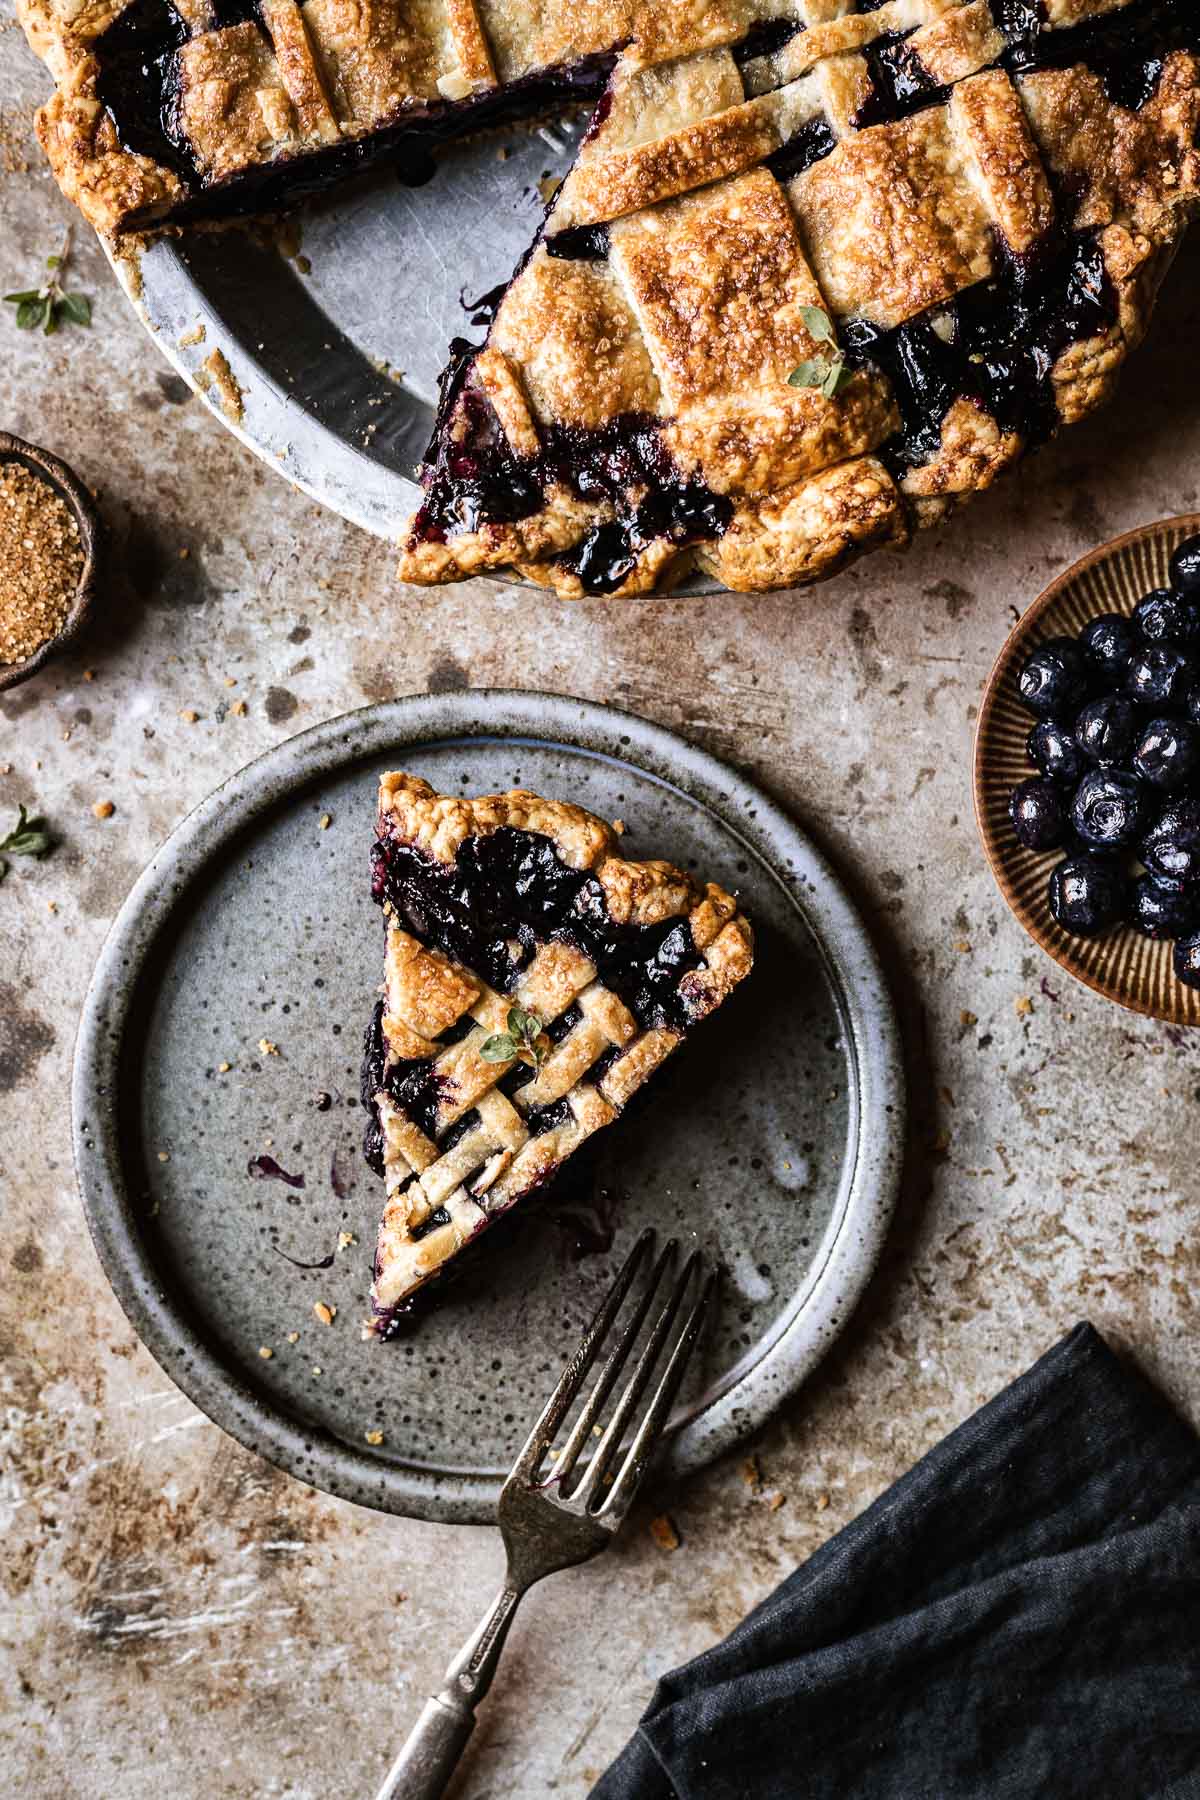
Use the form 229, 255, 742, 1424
3, 12, 1200, 1793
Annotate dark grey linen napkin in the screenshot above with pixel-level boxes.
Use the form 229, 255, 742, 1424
591, 1323, 1200, 1800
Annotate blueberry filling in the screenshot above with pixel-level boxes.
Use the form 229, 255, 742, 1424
524, 1096, 574, 1136
545, 222, 612, 261
844, 232, 1116, 470
853, 32, 950, 130
996, 0, 1196, 114
371, 826, 707, 1035
731, 16, 804, 69
93, 32, 618, 225
410, 1204, 453, 1241
765, 117, 839, 182
408, 372, 732, 593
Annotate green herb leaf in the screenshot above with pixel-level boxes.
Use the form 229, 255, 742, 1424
799, 304, 836, 345
0, 805, 53, 859
506, 1004, 531, 1037
821, 358, 856, 399
480, 1032, 519, 1064
59, 292, 91, 327
6, 232, 91, 337
787, 360, 826, 389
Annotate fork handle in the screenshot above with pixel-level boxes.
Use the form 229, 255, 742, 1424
373, 1583, 523, 1800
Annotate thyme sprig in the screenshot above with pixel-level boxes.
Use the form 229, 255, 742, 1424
788, 305, 852, 399
480, 1005, 551, 1069
6, 229, 91, 336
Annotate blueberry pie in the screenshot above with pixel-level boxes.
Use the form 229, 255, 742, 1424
19, 0, 1199, 594
360, 772, 753, 1330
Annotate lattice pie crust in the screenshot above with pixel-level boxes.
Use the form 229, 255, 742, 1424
361, 772, 753, 1326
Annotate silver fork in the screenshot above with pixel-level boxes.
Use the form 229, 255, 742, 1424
373, 1229, 715, 1800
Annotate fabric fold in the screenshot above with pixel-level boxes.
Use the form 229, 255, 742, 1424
591, 1323, 1200, 1800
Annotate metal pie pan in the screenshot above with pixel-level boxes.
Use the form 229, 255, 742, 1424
72, 691, 904, 1522
105, 116, 725, 592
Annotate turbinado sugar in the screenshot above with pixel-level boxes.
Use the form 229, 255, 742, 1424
0, 459, 84, 664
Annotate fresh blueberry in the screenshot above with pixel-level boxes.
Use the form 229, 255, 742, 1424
1047, 854, 1127, 936
1128, 874, 1200, 940
1142, 798, 1200, 884
1126, 643, 1194, 709
1009, 779, 1066, 851
1027, 718, 1086, 786
1133, 588, 1200, 645
1079, 612, 1135, 678
1131, 716, 1200, 791
1074, 694, 1137, 766
1174, 932, 1200, 989
1017, 637, 1089, 717
1070, 769, 1145, 852
1169, 534, 1200, 595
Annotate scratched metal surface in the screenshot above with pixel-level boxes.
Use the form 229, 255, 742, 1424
6, 15, 1200, 1795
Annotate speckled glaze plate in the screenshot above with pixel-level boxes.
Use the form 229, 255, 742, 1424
73, 692, 903, 1522
975, 513, 1200, 1025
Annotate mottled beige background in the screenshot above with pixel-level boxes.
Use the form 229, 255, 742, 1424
3, 14, 1200, 1795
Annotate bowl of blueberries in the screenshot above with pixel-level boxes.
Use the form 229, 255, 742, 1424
975, 514, 1200, 1024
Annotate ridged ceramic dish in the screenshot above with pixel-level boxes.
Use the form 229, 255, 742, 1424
975, 514, 1200, 1025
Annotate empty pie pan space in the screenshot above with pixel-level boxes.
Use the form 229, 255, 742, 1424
974, 513, 1200, 1025
103, 123, 729, 593
72, 691, 904, 1522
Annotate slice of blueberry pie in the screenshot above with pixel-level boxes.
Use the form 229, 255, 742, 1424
360, 772, 753, 1331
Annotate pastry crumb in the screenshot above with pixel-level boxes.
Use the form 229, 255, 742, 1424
313, 1301, 336, 1326
816, 1492, 830, 1512
318, 812, 332, 830
649, 1514, 680, 1552
230, 699, 247, 717
258, 1345, 273, 1360
1014, 994, 1034, 1017
741, 1455, 761, 1490
365, 1429, 384, 1445
178, 322, 206, 348
179, 708, 198, 724
960, 1009, 978, 1026
286, 1331, 299, 1343
258, 1038, 279, 1056
217, 1060, 231, 1073
92, 799, 114, 819
337, 1231, 356, 1251
157, 1151, 170, 1163
201, 348, 245, 423
767, 1491, 786, 1512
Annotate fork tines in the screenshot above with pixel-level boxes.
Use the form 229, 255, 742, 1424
512, 1230, 716, 1519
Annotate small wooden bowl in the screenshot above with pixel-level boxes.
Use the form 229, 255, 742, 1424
974, 513, 1200, 1025
0, 431, 102, 692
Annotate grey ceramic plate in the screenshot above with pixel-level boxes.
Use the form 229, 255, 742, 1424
103, 116, 721, 590
73, 692, 903, 1523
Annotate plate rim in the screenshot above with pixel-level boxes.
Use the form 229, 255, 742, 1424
72, 690, 905, 1522
973, 511, 1200, 1025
